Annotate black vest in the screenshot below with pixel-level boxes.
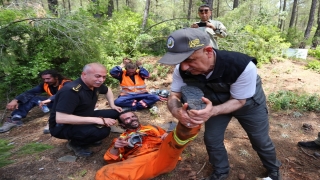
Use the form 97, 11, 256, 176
179, 49, 265, 106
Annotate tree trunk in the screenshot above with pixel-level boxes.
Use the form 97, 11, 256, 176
126, 0, 129, 7
141, 0, 150, 30
107, 0, 114, 18
47, 0, 58, 16
62, 0, 66, 9
187, 0, 192, 21
279, 0, 286, 31
233, 0, 239, 9
216, 0, 219, 17
172, 0, 176, 18
116, 0, 118, 11
282, 0, 286, 31
289, 0, 297, 28
278, 0, 282, 29
295, 4, 299, 28
80, 0, 82, 7
304, 0, 317, 40
68, 0, 71, 12
312, 2, 320, 48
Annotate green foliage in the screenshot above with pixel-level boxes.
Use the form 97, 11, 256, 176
17, 142, 53, 155
268, 90, 320, 112
308, 46, 320, 60
218, 2, 290, 64
0, 140, 14, 168
87, 0, 110, 15
243, 25, 290, 65
284, 28, 304, 48
156, 64, 169, 79
220, 24, 291, 65
306, 60, 320, 73
0, 7, 104, 102
98, 9, 143, 57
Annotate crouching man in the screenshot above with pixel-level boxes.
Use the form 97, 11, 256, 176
49, 63, 120, 157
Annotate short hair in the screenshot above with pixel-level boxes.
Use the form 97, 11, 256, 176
198, 4, 211, 11
125, 62, 137, 70
123, 57, 133, 63
83, 63, 106, 73
39, 69, 65, 81
117, 110, 135, 124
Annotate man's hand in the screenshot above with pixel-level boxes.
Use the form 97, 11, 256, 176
206, 22, 216, 30
109, 105, 122, 112
169, 95, 212, 128
187, 97, 215, 123
6, 99, 19, 110
114, 137, 129, 148
171, 103, 201, 128
100, 118, 117, 127
190, 23, 200, 28
38, 99, 51, 108
110, 137, 129, 155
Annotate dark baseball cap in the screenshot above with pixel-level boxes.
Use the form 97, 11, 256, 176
158, 28, 210, 65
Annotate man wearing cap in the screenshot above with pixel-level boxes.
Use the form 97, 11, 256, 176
158, 28, 281, 180
191, 4, 227, 49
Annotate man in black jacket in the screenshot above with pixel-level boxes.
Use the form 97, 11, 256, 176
49, 63, 120, 157
158, 28, 281, 180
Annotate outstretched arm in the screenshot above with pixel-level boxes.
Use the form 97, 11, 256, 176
56, 112, 116, 126
105, 88, 122, 112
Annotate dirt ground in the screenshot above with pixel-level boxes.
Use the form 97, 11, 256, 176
1, 58, 320, 180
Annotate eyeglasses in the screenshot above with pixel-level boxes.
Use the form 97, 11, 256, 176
199, 9, 210, 13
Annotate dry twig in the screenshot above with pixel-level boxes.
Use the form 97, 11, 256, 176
197, 162, 206, 175
300, 147, 317, 160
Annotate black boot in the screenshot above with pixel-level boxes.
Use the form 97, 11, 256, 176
67, 141, 92, 157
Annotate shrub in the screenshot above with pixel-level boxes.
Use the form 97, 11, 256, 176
306, 60, 320, 73
308, 46, 320, 60
268, 90, 320, 112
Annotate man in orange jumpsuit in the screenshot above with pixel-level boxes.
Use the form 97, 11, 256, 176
95, 110, 201, 180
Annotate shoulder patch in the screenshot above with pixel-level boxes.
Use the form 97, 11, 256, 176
72, 84, 81, 92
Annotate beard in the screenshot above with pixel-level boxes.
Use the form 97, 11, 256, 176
124, 119, 140, 129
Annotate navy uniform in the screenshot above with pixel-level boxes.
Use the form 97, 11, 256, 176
49, 78, 119, 147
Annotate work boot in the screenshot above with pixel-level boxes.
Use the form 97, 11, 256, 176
267, 170, 282, 180
43, 123, 50, 134
298, 141, 320, 149
66, 141, 92, 157
205, 172, 229, 180
0, 117, 23, 133
181, 86, 206, 110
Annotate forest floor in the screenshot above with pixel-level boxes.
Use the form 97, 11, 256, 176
1, 57, 320, 180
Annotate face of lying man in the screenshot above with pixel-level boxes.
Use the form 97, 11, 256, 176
119, 112, 140, 130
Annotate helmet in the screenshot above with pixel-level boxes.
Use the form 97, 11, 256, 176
158, 89, 170, 98
127, 133, 143, 147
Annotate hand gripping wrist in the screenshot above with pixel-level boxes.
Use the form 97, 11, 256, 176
100, 117, 108, 126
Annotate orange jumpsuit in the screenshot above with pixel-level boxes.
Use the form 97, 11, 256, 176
95, 123, 201, 180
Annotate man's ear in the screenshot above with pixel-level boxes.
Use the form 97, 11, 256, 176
204, 46, 213, 53
204, 46, 214, 57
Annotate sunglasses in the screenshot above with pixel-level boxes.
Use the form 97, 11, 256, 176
199, 9, 210, 13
